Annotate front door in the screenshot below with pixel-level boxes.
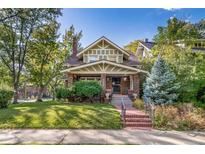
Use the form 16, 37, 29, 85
112, 77, 121, 94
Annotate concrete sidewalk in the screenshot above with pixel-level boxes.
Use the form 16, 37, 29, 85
0, 129, 205, 145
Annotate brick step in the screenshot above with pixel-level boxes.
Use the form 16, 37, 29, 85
125, 118, 151, 122
125, 127, 152, 130
125, 122, 152, 127
125, 114, 149, 118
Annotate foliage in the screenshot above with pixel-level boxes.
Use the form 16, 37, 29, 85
26, 21, 66, 101
0, 84, 13, 108
55, 87, 74, 101
73, 80, 102, 102
196, 86, 205, 103
154, 17, 201, 44
143, 56, 179, 105
0, 61, 12, 86
124, 40, 139, 53
63, 25, 83, 54
154, 104, 205, 130
0, 101, 121, 129
0, 8, 62, 103
151, 45, 205, 102
133, 99, 144, 110
195, 19, 205, 39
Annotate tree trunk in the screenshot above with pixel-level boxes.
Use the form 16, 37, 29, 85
13, 83, 19, 104
37, 86, 44, 102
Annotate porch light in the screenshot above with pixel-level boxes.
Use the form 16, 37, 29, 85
123, 77, 127, 81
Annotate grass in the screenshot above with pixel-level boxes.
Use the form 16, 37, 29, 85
0, 101, 122, 129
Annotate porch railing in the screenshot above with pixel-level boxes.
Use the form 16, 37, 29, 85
120, 98, 126, 127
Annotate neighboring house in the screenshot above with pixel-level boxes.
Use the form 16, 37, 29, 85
135, 39, 205, 59
62, 36, 148, 98
135, 39, 155, 59
174, 39, 205, 52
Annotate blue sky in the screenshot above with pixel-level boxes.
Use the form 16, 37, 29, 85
58, 8, 205, 47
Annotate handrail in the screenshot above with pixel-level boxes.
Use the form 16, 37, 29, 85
120, 98, 126, 127
145, 103, 155, 122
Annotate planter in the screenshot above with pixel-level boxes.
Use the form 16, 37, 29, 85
133, 93, 138, 100
105, 93, 110, 99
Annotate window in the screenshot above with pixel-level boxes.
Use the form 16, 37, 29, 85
102, 50, 105, 54
108, 55, 116, 62
117, 55, 123, 63
88, 55, 98, 62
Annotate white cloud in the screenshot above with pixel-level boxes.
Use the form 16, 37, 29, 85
163, 8, 181, 11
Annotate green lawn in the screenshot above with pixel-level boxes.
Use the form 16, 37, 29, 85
0, 101, 122, 129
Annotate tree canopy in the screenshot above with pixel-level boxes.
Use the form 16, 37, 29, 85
27, 21, 67, 101
0, 8, 62, 103
154, 17, 204, 44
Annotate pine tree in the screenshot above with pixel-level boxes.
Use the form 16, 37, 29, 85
143, 56, 179, 105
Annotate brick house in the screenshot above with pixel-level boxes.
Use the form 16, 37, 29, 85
62, 36, 148, 99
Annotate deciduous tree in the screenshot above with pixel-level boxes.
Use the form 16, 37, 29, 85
27, 21, 66, 102
0, 8, 62, 103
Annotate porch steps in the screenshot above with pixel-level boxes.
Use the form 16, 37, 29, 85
124, 114, 152, 129
111, 94, 152, 130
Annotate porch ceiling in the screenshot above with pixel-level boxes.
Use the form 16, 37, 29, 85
61, 60, 148, 75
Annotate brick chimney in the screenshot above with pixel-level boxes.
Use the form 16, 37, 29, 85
72, 36, 78, 56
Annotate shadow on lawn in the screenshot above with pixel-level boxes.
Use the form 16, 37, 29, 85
0, 102, 121, 129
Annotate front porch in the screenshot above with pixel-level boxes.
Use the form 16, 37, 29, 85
62, 60, 145, 100
65, 73, 140, 96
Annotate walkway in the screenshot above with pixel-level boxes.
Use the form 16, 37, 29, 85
0, 129, 205, 145
111, 94, 146, 114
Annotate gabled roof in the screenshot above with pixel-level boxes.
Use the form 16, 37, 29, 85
138, 40, 155, 51
76, 36, 130, 57
62, 60, 148, 74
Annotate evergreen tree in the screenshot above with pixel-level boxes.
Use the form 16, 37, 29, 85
143, 56, 179, 105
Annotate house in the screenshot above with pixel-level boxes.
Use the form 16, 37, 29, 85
174, 39, 205, 52
135, 39, 155, 59
62, 36, 148, 99
135, 39, 205, 59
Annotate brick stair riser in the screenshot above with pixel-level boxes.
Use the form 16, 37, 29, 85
125, 119, 151, 123
125, 123, 152, 127
125, 127, 152, 130
125, 115, 149, 118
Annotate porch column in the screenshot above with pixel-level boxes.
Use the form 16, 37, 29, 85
133, 74, 140, 97
100, 74, 106, 90
129, 75, 134, 90
67, 73, 73, 87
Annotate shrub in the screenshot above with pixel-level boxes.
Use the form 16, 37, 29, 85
154, 104, 205, 130
55, 87, 70, 100
133, 99, 144, 110
73, 80, 102, 102
0, 89, 13, 108
0, 83, 13, 108
196, 86, 205, 103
